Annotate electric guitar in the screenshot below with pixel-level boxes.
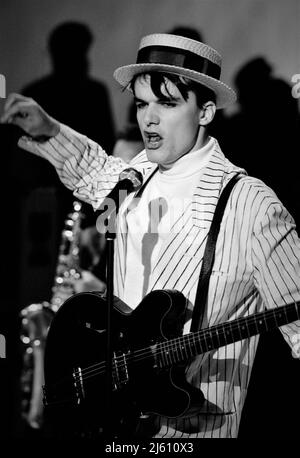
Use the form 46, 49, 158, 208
42, 289, 300, 437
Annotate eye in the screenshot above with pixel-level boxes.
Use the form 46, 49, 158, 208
161, 101, 177, 107
135, 101, 146, 110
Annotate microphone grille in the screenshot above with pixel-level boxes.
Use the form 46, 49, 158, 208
119, 167, 143, 190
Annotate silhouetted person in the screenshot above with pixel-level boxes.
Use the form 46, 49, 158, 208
222, 57, 300, 227
23, 21, 115, 149
21, 21, 115, 197
21, 21, 116, 250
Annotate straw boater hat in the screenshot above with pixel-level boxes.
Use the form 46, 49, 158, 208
113, 33, 236, 109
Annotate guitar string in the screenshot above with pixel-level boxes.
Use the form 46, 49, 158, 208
64, 307, 298, 390
70, 304, 297, 385
46, 304, 298, 393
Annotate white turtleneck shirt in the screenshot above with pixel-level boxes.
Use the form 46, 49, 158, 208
123, 137, 214, 309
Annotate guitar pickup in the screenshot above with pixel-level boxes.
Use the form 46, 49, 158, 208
112, 351, 129, 389
72, 366, 85, 404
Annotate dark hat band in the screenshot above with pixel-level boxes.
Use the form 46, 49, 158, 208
137, 45, 221, 80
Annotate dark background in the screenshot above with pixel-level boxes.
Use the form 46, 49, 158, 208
0, 0, 300, 441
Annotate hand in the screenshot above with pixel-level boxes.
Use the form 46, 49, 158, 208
291, 333, 300, 359
0, 93, 60, 138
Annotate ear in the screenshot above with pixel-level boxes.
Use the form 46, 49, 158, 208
198, 101, 216, 126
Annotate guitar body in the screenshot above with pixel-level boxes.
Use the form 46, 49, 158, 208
43, 289, 204, 438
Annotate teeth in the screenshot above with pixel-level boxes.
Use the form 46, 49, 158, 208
148, 134, 160, 141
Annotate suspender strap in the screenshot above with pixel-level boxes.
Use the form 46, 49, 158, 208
190, 173, 242, 332
134, 166, 159, 198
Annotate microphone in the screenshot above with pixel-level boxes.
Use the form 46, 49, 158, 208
96, 167, 143, 234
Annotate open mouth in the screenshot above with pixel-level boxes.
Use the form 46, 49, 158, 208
144, 132, 163, 149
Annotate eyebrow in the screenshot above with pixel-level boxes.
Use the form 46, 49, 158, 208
133, 96, 145, 104
133, 95, 181, 103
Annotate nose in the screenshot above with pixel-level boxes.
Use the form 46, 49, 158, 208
143, 103, 159, 126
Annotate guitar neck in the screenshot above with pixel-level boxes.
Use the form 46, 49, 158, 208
157, 302, 300, 367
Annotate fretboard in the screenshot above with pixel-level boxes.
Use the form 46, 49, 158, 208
157, 302, 300, 368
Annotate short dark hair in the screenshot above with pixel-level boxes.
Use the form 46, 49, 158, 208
130, 72, 216, 108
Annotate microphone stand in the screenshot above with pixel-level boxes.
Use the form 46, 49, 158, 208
96, 170, 143, 438
104, 211, 116, 438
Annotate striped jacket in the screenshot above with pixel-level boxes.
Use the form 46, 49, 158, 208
19, 125, 300, 438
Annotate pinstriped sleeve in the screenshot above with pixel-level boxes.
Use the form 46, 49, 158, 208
251, 189, 300, 355
18, 123, 129, 209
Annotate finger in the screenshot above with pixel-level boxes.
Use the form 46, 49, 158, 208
7, 114, 29, 131
0, 100, 31, 123
4, 93, 29, 112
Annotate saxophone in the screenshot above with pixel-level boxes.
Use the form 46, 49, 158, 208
19, 201, 83, 430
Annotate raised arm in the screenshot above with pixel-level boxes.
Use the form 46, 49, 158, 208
1, 93, 60, 137
0, 93, 137, 209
